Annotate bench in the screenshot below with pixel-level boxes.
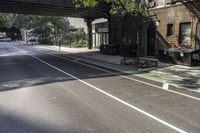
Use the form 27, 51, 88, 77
139, 57, 158, 67
121, 57, 158, 67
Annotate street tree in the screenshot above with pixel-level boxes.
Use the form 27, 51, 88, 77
31, 16, 67, 44
0, 13, 12, 28
50, 16, 66, 44
12, 14, 34, 29
13, 15, 67, 44
29, 16, 52, 42
74, 0, 149, 63
74, 0, 147, 16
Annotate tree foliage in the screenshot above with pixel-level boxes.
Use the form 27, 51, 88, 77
63, 28, 87, 48
74, 0, 147, 16
0, 13, 12, 28
13, 15, 67, 43
31, 16, 66, 43
68, 28, 86, 42
74, 0, 98, 8
74, 0, 149, 62
13, 14, 33, 29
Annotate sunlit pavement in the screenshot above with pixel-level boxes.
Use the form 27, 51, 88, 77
0, 42, 200, 133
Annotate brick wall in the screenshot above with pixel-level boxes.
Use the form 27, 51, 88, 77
151, 4, 198, 50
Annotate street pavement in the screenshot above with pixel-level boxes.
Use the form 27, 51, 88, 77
0, 42, 200, 133
33, 44, 200, 90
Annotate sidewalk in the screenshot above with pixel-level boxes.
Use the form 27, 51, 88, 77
33, 45, 200, 91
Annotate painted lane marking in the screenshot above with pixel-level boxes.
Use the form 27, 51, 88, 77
12, 44, 200, 101
47, 53, 200, 102
163, 82, 169, 90
11, 45, 188, 133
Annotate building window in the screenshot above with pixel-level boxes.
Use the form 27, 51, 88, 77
179, 22, 191, 45
167, 23, 173, 36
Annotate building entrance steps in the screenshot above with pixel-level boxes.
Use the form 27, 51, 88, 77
31, 44, 200, 91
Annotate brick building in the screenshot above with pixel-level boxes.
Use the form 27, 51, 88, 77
97, 0, 200, 65
153, 4, 197, 49
149, 0, 199, 53
146, 0, 200, 65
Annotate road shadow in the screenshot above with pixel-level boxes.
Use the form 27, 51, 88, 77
151, 65, 200, 89
0, 53, 140, 92
0, 109, 91, 133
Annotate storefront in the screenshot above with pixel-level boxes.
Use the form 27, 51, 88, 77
92, 22, 109, 48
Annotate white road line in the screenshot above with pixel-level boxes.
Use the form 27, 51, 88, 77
48, 52, 200, 102
163, 82, 169, 90
11, 45, 188, 133
12, 44, 200, 101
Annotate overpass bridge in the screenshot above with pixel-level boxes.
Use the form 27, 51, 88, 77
0, 0, 110, 49
0, 0, 109, 18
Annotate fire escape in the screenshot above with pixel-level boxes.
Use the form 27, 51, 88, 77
181, 0, 200, 19
144, 0, 159, 24
145, 0, 200, 24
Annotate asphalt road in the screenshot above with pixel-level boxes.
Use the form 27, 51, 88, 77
0, 42, 200, 133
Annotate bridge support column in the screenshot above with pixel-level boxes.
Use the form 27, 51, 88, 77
85, 18, 93, 49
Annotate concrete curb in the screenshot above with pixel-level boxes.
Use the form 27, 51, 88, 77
31, 45, 200, 92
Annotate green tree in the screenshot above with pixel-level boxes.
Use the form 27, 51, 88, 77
13, 15, 66, 44
62, 28, 87, 48
12, 14, 34, 29
29, 16, 53, 42
0, 13, 12, 28
74, 0, 147, 16
50, 16, 66, 44
74, 0, 148, 63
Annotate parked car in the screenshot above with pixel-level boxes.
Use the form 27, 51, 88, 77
0, 37, 11, 42
27, 38, 39, 45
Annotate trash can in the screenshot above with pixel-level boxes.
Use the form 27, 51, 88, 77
191, 50, 200, 66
